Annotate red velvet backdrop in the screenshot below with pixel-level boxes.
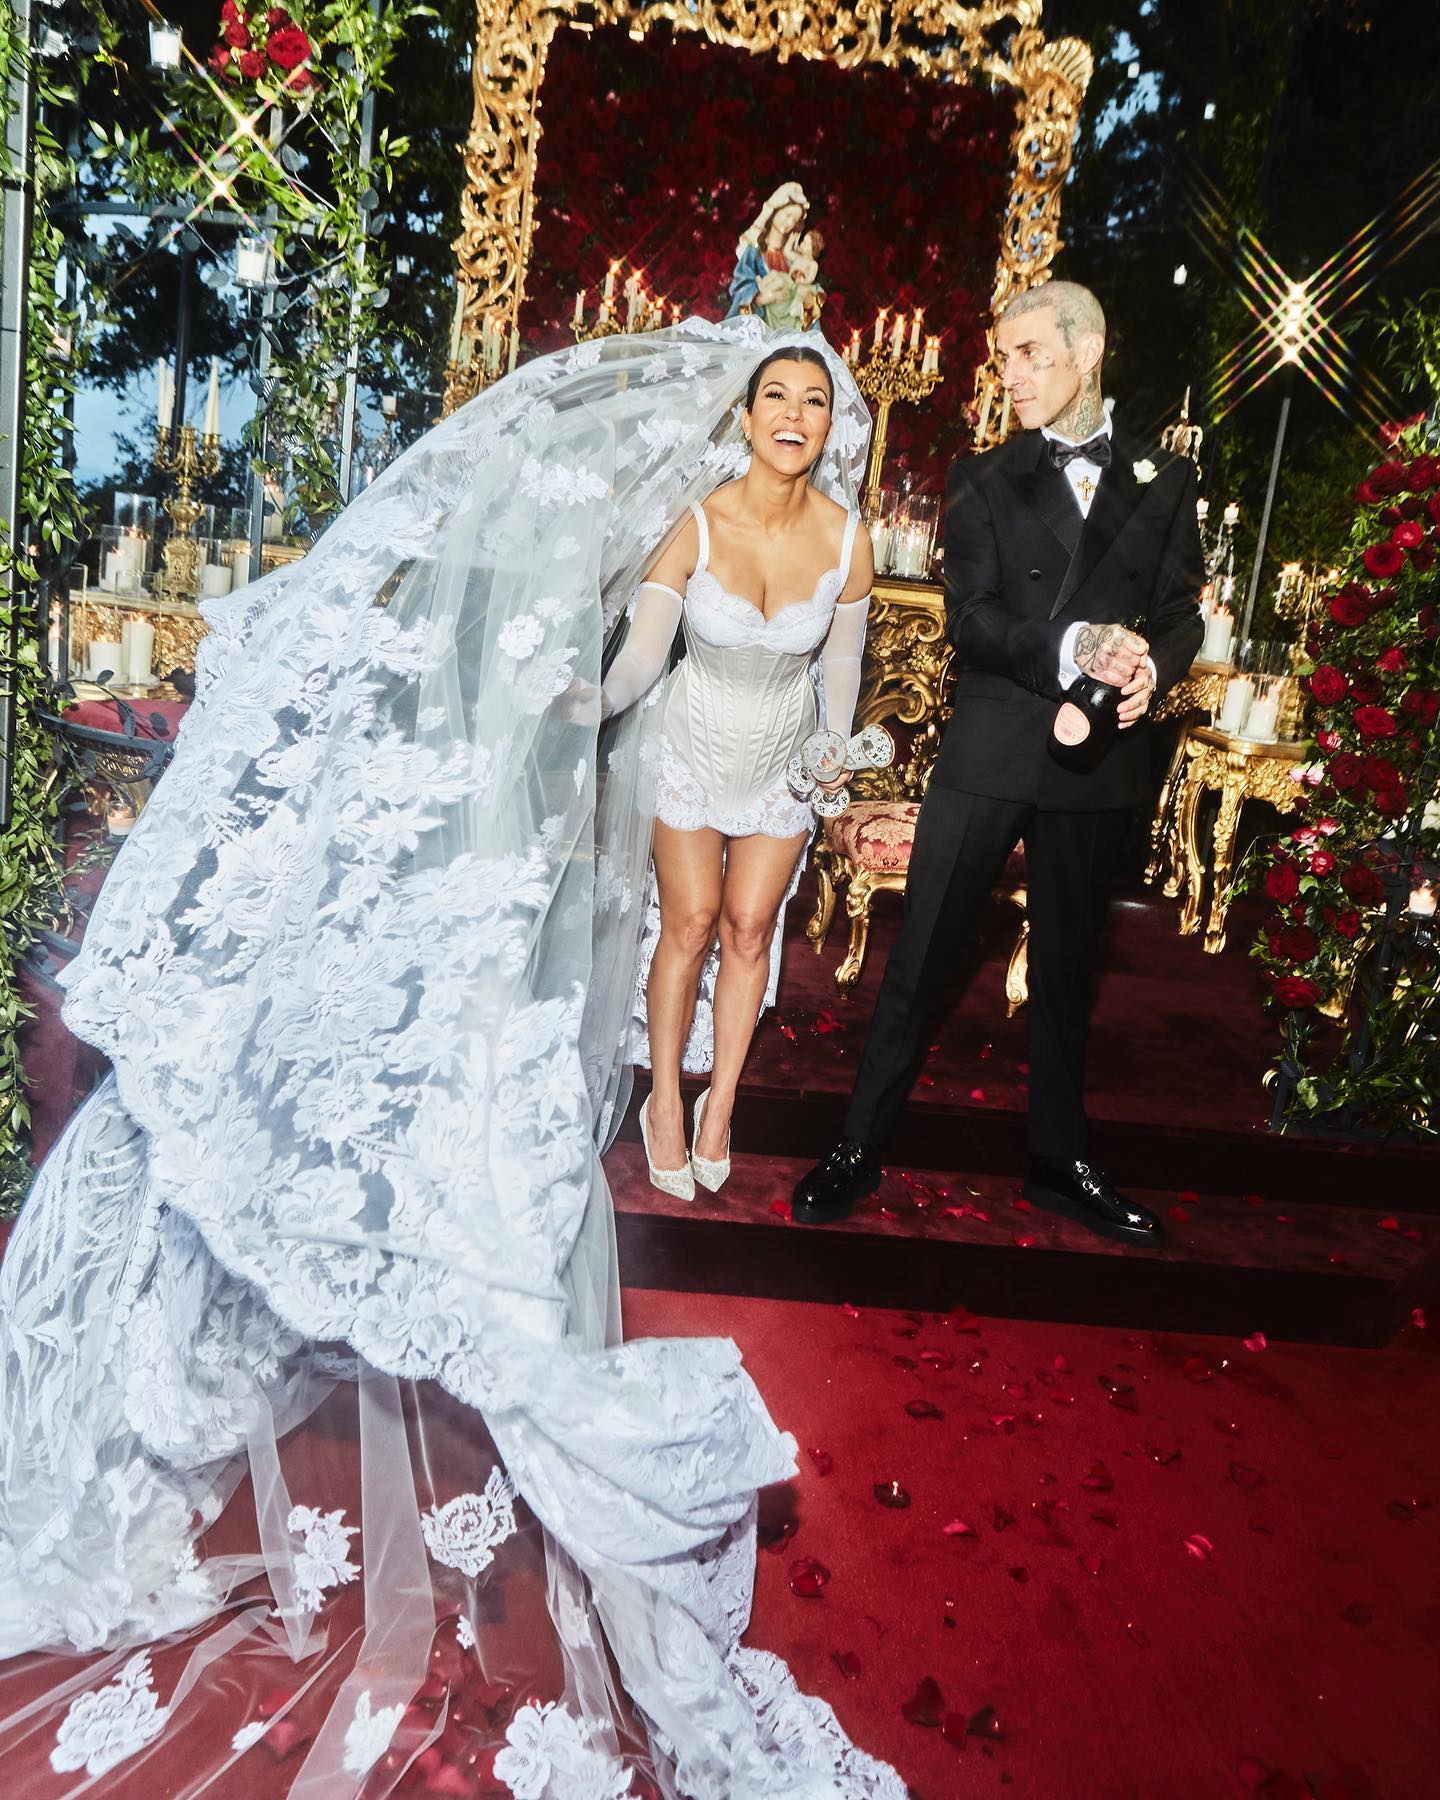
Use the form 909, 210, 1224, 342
523, 28, 1014, 492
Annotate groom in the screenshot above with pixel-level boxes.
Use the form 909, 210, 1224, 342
794, 280, 1204, 1243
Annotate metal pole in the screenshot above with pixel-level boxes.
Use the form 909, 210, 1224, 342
247, 113, 283, 584
169, 237, 194, 434
336, 3, 379, 504
1240, 373, 1294, 643
0, 0, 36, 833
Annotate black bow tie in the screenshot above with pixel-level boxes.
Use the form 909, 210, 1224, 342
1048, 433, 1113, 472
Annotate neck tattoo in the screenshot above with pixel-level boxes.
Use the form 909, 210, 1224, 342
1050, 376, 1104, 443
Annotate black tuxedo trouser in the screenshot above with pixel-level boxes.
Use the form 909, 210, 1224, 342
843, 786, 1130, 1161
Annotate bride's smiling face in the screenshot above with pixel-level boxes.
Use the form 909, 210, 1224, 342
744, 360, 832, 476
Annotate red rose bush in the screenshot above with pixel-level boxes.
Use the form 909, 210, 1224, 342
1251, 414, 1440, 1132
209, 2, 316, 91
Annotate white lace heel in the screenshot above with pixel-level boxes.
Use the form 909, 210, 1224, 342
690, 1089, 731, 1193
639, 1096, 695, 1201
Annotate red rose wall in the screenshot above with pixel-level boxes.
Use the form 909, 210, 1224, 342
521, 28, 1014, 493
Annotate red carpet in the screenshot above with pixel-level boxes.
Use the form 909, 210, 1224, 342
624, 1287, 1440, 1800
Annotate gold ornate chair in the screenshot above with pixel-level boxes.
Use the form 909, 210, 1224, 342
805, 579, 1030, 1013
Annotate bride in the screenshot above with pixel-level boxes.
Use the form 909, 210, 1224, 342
0, 317, 901, 1797
616, 343, 873, 1197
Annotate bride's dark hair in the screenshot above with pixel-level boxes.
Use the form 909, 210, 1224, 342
745, 346, 833, 409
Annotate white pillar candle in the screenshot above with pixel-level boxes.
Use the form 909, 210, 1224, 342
1217, 675, 1253, 735
200, 562, 233, 597
1201, 610, 1234, 664
909, 308, 924, 354
88, 636, 122, 680
156, 359, 172, 430
227, 545, 251, 588
890, 313, 906, 361
203, 357, 221, 437
107, 803, 137, 837
573, 289, 585, 327
604, 261, 619, 303
1244, 688, 1280, 742
873, 308, 887, 354
448, 288, 466, 361
46, 606, 61, 677
125, 617, 155, 685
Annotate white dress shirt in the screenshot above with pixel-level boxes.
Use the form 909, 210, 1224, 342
1043, 403, 1155, 691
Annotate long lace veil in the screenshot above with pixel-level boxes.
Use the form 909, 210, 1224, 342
0, 318, 898, 1795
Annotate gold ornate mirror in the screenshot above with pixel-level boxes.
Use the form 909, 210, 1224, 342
447, 2, 1091, 442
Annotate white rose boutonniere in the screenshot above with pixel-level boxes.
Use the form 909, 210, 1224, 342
1133, 458, 1158, 484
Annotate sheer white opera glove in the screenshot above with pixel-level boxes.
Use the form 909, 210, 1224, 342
598, 581, 684, 720
817, 594, 870, 738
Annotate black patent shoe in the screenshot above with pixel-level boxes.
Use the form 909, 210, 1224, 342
1023, 1156, 1163, 1246
792, 1139, 883, 1225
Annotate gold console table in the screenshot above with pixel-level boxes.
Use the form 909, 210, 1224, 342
1151, 723, 1306, 955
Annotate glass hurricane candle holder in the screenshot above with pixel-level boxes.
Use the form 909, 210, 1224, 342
197, 536, 235, 599
98, 525, 151, 595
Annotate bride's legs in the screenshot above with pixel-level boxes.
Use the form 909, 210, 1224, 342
647, 820, 726, 1168
698, 830, 808, 1160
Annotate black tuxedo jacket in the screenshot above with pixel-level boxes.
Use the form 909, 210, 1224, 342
932, 423, 1205, 811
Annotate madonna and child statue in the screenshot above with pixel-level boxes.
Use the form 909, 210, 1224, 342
726, 180, 826, 331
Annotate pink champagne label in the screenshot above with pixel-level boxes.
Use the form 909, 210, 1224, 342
1053, 702, 1091, 747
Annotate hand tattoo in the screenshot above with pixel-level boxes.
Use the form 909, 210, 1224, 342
1075, 623, 1136, 680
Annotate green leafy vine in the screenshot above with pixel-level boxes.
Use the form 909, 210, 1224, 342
0, 2, 89, 1211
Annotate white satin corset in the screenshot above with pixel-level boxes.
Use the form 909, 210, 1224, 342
662, 503, 859, 817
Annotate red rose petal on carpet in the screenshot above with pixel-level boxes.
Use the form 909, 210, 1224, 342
832, 1650, 863, 1678
967, 1704, 1004, 1740
942, 1518, 977, 1538
1229, 1462, 1265, 1491
905, 1398, 944, 1420
1081, 1460, 1115, 1491
941, 1710, 968, 1749
1183, 1533, 1215, 1560
262, 1719, 309, 1761
874, 1479, 912, 1508
901, 1676, 944, 1727
808, 1447, 834, 1476
1243, 1332, 1268, 1351
1079, 1551, 1105, 1576
788, 1556, 831, 1597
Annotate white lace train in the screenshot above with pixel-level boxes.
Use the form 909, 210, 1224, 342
0, 318, 896, 1797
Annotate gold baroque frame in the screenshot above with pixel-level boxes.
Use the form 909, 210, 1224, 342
446, 1, 1092, 419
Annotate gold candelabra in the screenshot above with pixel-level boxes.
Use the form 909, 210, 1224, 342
1162, 385, 1205, 468
441, 291, 515, 418
1273, 558, 1339, 740
571, 261, 678, 343
152, 423, 221, 603
845, 308, 942, 517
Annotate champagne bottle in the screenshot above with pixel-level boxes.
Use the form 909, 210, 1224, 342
1049, 615, 1148, 767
